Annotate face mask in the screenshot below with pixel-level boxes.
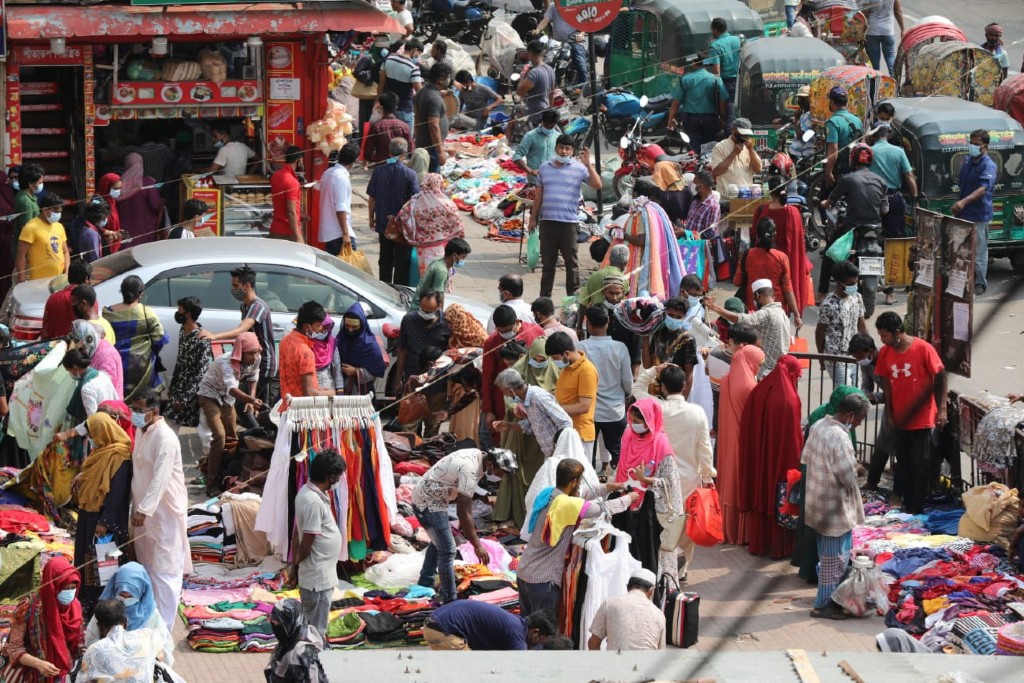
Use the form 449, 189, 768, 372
555, 154, 574, 164
418, 309, 437, 321
344, 325, 360, 336
131, 411, 148, 428
968, 143, 982, 158
57, 588, 77, 606
271, 621, 289, 642
47, 211, 62, 223
109, 189, 122, 199
310, 329, 328, 341
118, 595, 139, 607
528, 357, 548, 370
37, 182, 44, 194
174, 311, 187, 325
98, 217, 109, 228
230, 288, 246, 301
88, 438, 97, 450
663, 316, 686, 332
844, 284, 859, 296
857, 357, 873, 367
510, 395, 524, 404
11, 180, 19, 191
539, 127, 555, 136
214, 140, 225, 149
630, 423, 648, 434
499, 329, 517, 340
455, 258, 466, 268
553, 358, 568, 369
687, 295, 702, 309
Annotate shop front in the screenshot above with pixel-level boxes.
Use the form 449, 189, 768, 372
3, 2, 399, 241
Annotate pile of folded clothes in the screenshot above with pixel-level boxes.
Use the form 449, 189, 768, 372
187, 503, 225, 564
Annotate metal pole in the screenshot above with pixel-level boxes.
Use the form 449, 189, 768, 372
588, 35, 603, 218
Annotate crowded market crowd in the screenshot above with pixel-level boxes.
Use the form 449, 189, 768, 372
3, 4, 1024, 681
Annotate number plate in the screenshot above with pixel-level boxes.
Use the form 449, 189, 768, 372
859, 256, 884, 276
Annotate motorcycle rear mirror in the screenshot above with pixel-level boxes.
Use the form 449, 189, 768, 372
802, 130, 816, 143
639, 95, 649, 107
510, 73, 521, 83
678, 132, 690, 143
620, 136, 630, 149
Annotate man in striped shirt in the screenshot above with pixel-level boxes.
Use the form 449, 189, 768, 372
527, 136, 602, 297
379, 39, 423, 129
803, 392, 869, 620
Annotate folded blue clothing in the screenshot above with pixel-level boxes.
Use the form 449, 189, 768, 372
881, 547, 951, 578
924, 509, 964, 536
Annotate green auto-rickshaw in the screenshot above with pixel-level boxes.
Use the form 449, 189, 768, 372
889, 96, 1024, 271
736, 36, 846, 154
606, 0, 765, 99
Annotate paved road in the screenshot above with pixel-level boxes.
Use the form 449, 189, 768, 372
902, 0, 1024, 73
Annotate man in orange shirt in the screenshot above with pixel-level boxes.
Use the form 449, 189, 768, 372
546, 331, 598, 456
269, 146, 305, 243
278, 300, 335, 399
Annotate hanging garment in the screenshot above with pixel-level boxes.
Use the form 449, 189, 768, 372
575, 529, 640, 651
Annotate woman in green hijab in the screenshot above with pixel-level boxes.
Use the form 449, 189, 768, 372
492, 337, 562, 529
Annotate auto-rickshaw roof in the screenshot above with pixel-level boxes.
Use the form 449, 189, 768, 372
887, 97, 1024, 145
740, 37, 846, 78
623, 0, 765, 58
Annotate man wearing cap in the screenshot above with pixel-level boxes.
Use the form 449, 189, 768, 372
708, 280, 793, 378
789, 85, 814, 160
196, 331, 264, 496
823, 86, 864, 187
666, 61, 729, 153
981, 24, 1009, 81
587, 568, 666, 650
710, 119, 763, 196
517, 459, 637, 617
412, 448, 517, 603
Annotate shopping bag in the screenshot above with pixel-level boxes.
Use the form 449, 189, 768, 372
384, 215, 409, 246
526, 229, 540, 271
775, 480, 799, 530
825, 229, 854, 263
397, 389, 431, 425
653, 573, 700, 648
339, 244, 374, 275
684, 485, 723, 547
789, 336, 810, 370
95, 538, 120, 586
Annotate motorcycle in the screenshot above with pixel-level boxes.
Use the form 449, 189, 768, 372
825, 201, 885, 318
505, 71, 571, 143
412, 0, 495, 46
614, 110, 697, 199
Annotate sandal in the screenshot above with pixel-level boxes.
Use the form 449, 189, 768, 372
810, 603, 848, 620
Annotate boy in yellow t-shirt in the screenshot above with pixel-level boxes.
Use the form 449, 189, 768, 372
16, 193, 68, 283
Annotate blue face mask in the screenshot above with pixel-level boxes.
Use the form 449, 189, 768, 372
57, 588, 77, 606
455, 258, 466, 268
118, 595, 139, 607
663, 316, 689, 332
555, 154, 574, 164
11, 181, 19, 191
553, 358, 569, 369
968, 143, 982, 158
844, 284, 859, 296
528, 357, 548, 369
539, 127, 555, 136
687, 295, 702, 309
386, 157, 399, 164
511, 395, 524, 404
131, 411, 148, 428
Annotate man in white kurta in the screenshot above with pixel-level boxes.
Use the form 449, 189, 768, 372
130, 391, 193, 629
632, 363, 716, 576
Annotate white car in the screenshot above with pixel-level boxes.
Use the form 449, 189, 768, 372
4, 238, 491, 385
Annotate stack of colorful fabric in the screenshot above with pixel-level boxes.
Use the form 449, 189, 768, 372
187, 504, 224, 564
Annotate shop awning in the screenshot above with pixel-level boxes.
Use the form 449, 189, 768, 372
5, 2, 404, 41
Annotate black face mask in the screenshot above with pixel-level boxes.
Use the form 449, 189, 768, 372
174, 312, 187, 325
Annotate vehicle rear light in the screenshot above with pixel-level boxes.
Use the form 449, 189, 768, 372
11, 314, 43, 341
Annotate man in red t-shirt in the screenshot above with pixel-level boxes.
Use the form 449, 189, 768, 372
41, 258, 92, 339
269, 145, 305, 243
875, 311, 947, 514
480, 304, 544, 445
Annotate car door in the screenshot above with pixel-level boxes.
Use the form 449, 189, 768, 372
256, 265, 370, 338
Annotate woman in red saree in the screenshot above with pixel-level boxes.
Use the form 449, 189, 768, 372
753, 183, 811, 313
718, 343, 765, 545
741, 354, 804, 559
97, 173, 124, 254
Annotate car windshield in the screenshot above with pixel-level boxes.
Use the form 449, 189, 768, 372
314, 252, 406, 306
88, 250, 141, 285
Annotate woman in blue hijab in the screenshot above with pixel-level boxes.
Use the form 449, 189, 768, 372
336, 303, 386, 394
84, 562, 173, 664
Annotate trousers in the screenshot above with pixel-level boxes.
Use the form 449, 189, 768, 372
199, 396, 236, 490
866, 34, 897, 75
538, 220, 580, 297
378, 232, 412, 286
973, 221, 990, 290
300, 586, 333, 638
893, 428, 932, 514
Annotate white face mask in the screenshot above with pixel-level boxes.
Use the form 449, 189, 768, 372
47, 211, 62, 224
37, 182, 45, 194
630, 423, 648, 434
98, 217, 109, 228
109, 188, 122, 199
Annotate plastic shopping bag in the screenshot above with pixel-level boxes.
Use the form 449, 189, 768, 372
685, 485, 723, 547
526, 229, 541, 271
832, 555, 892, 617
825, 229, 855, 263
339, 244, 374, 275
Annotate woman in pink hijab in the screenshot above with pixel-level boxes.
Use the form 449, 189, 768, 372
117, 153, 164, 245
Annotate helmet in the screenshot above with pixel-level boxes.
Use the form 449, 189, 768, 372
828, 85, 848, 104
850, 143, 874, 167
769, 153, 794, 179
636, 143, 667, 169
465, 7, 483, 21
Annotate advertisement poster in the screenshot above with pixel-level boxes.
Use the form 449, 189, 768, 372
264, 42, 300, 162
189, 188, 222, 237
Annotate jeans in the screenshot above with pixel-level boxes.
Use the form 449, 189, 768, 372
594, 418, 627, 468
396, 109, 414, 129
723, 78, 737, 134
785, 5, 797, 28
826, 361, 859, 389
427, 146, 441, 173
893, 428, 932, 514
866, 34, 897, 75
414, 505, 457, 602
974, 221, 990, 290
518, 580, 561, 618
569, 39, 589, 88
866, 416, 894, 489
681, 113, 721, 154
538, 220, 580, 297
378, 232, 412, 286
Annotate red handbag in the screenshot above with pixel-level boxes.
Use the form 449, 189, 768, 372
685, 485, 724, 547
